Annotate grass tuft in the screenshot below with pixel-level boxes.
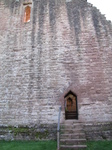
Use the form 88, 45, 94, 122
86, 141, 112, 150
0, 140, 112, 150
0, 140, 57, 150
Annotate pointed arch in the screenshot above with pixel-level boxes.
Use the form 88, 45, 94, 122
64, 90, 78, 119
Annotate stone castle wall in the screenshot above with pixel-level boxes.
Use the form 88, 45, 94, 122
0, 0, 112, 136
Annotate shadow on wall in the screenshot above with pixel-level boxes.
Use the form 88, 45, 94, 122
0, 0, 21, 12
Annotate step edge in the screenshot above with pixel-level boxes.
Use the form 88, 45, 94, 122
60, 139, 86, 141
60, 133, 85, 135
60, 145, 87, 147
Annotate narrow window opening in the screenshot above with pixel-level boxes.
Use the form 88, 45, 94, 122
24, 6, 31, 23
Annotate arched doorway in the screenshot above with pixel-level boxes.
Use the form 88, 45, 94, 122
64, 91, 78, 119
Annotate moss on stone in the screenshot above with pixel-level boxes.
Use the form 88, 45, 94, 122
35, 130, 49, 139
7, 126, 30, 136
5, 126, 50, 139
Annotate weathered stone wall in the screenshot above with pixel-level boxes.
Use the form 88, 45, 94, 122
0, 124, 57, 140
0, 0, 112, 132
84, 122, 112, 140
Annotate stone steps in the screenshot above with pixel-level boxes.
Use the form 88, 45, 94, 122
61, 129, 83, 134
65, 111, 78, 120
60, 139, 86, 145
61, 124, 83, 130
60, 145, 87, 150
60, 121, 87, 150
61, 120, 83, 125
61, 133, 86, 139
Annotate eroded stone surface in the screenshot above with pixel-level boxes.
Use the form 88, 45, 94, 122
0, 0, 112, 140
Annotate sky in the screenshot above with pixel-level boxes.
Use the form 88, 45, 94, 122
88, 0, 112, 21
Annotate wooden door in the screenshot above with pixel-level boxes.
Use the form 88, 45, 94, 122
65, 91, 78, 119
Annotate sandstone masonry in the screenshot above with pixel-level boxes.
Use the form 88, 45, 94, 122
0, 0, 112, 140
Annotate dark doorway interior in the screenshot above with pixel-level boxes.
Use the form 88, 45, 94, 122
64, 91, 78, 120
